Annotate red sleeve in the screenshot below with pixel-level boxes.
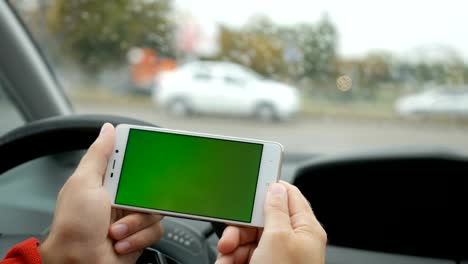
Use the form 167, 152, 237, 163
1, 238, 42, 264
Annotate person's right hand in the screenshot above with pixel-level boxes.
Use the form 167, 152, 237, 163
217, 181, 327, 264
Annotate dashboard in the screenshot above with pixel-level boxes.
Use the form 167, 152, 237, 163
1, 149, 467, 263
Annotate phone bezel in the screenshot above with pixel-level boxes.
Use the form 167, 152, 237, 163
103, 124, 283, 227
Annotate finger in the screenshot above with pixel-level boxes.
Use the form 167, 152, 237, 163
279, 181, 325, 238
110, 213, 163, 240
264, 183, 291, 231
216, 244, 256, 264
74, 123, 115, 187
217, 226, 258, 254
279, 181, 314, 217
218, 226, 239, 254
114, 222, 164, 254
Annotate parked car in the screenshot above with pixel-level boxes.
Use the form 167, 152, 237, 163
395, 88, 468, 117
153, 61, 300, 121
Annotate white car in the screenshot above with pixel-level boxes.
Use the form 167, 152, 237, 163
395, 88, 468, 117
153, 61, 300, 121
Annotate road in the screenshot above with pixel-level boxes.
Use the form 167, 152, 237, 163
74, 101, 468, 155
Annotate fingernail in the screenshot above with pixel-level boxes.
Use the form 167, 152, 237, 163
99, 123, 111, 136
111, 223, 128, 238
115, 241, 130, 253
269, 183, 287, 199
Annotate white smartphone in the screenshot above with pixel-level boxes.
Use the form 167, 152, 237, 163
103, 124, 283, 227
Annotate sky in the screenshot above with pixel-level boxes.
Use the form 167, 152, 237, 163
175, 0, 468, 61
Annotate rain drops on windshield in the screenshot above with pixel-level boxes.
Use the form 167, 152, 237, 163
9, 0, 468, 154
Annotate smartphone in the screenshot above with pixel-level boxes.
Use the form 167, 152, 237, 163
103, 124, 283, 227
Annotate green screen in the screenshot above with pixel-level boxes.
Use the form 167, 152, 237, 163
115, 129, 263, 222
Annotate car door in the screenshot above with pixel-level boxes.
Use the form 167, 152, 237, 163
188, 67, 220, 113
433, 90, 461, 114
219, 73, 251, 115
212, 64, 256, 115
195, 65, 243, 115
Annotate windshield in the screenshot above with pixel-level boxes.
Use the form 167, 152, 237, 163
11, 0, 468, 155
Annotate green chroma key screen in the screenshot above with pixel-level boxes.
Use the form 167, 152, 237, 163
115, 129, 264, 222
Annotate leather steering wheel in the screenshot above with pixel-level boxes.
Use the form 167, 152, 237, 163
0, 114, 225, 263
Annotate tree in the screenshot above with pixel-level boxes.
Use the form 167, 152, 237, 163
402, 46, 468, 86
47, 0, 175, 73
361, 52, 396, 83
293, 14, 338, 82
217, 14, 339, 84
218, 25, 286, 78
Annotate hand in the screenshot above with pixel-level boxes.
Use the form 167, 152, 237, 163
39, 123, 164, 263
217, 181, 327, 264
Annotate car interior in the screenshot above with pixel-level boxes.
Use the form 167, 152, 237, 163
1, 1, 468, 263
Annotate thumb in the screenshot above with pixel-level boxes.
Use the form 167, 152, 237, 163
264, 183, 291, 231
74, 123, 115, 187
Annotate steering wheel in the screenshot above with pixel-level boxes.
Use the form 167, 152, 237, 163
0, 114, 225, 263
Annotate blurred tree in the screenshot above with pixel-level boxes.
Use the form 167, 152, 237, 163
47, 0, 175, 73
245, 15, 277, 36
360, 52, 394, 83
336, 52, 398, 100
218, 24, 286, 78
358, 52, 396, 99
217, 14, 339, 83
412, 63, 445, 85
295, 14, 338, 82
463, 65, 468, 85
403, 46, 468, 86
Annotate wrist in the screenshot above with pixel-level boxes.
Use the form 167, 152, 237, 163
39, 238, 98, 264
39, 239, 58, 264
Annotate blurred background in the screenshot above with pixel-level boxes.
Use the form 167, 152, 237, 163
6, 0, 468, 155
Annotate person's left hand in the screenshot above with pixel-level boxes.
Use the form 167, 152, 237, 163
39, 123, 164, 263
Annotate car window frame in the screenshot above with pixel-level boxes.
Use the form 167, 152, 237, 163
1, 1, 72, 122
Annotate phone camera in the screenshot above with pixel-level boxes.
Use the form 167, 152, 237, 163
115, 150, 119, 153
110, 173, 114, 178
